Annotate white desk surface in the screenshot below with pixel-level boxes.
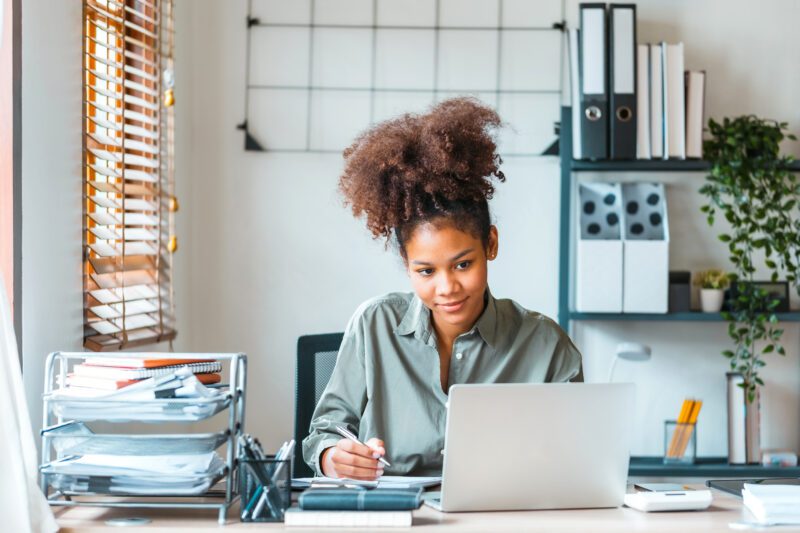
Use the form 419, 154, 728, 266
54, 486, 768, 532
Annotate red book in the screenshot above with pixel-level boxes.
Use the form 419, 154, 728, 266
82, 356, 215, 369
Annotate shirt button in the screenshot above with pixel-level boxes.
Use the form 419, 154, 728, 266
455, 352, 463, 360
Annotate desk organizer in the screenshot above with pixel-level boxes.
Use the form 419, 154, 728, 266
239, 456, 292, 522
39, 352, 247, 524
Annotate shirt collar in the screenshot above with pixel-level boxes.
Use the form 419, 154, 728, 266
395, 288, 498, 349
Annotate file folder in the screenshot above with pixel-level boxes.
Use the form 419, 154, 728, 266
685, 70, 706, 159
608, 4, 637, 160
663, 42, 686, 159
569, 28, 583, 160
579, 3, 608, 160
649, 43, 664, 159
635, 44, 651, 159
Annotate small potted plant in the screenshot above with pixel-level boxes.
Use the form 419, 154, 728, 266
694, 269, 730, 312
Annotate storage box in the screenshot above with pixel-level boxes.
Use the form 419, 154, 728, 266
576, 183, 624, 312
622, 183, 669, 313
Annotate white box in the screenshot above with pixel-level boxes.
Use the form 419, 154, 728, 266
576, 183, 624, 313
622, 183, 670, 313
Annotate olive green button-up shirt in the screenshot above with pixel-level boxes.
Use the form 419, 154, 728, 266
302, 290, 583, 477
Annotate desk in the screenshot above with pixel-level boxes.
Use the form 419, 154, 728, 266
55, 486, 757, 532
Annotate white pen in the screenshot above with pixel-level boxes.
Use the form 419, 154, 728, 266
335, 425, 391, 467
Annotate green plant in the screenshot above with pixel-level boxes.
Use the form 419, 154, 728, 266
694, 269, 730, 290
699, 115, 799, 402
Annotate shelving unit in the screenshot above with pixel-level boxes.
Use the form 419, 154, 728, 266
558, 106, 800, 477
39, 352, 247, 524
629, 456, 800, 478
557, 105, 800, 328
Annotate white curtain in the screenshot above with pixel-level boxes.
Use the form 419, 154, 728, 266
0, 278, 58, 533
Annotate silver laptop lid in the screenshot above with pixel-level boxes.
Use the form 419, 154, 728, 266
439, 383, 634, 512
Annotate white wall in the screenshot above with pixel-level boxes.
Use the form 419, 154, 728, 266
179, 0, 800, 457
20, 0, 193, 440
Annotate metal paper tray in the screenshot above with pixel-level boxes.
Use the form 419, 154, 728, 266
44, 393, 232, 423
42, 421, 229, 456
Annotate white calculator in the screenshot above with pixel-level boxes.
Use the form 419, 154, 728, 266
624, 490, 713, 512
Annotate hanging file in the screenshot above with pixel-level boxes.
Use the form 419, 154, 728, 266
608, 4, 637, 159
579, 3, 608, 160
635, 43, 650, 159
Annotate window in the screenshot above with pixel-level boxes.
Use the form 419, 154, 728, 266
83, 0, 176, 350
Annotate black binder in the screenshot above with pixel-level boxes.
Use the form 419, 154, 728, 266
608, 4, 637, 159
579, 3, 608, 160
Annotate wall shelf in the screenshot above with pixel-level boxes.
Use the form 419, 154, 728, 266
630, 456, 800, 478
570, 311, 800, 322
571, 159, 800, 173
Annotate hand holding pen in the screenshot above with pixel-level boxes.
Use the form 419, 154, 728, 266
320, 425, 390, 480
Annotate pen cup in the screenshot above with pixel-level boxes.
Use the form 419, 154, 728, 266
239, 455, 292, 522
663, 420, 696, 465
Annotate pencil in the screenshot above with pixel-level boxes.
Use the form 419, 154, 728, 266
676, 400, 702, 457
668, 399, 693, 458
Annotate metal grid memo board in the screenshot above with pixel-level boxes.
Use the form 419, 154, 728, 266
238, 0, 566, 156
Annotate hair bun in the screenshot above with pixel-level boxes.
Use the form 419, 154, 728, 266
340, 97, 505, 240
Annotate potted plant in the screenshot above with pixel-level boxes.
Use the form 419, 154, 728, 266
694, 269, 730, 312
699, 115, 799, 463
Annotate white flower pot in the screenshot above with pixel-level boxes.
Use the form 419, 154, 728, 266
700, 289, 725, 313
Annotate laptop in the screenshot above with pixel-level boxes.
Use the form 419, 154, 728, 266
425, 382, 635, 512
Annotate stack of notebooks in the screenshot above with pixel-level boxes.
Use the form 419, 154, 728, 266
743, 483, 800, 525
285, 488, 423, 528
570, 3, 706, 161
65, 356, 221, 392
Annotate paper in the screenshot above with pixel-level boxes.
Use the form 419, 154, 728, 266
294, 475, 441, 490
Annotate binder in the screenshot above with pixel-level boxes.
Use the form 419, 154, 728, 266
569, 28, 583, 160
579, 3, 608, 160
685, 70, 706, 159
663, 42, 686, 159
635, 44, 651, 159
649, 43, 664, 158
608, 4, 637, 159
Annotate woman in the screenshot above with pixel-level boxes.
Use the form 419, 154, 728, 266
302, 98, 583, 480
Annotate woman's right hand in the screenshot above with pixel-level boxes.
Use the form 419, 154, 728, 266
320, 437, 386, 480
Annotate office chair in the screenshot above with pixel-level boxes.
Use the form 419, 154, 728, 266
293, 332, 344, 478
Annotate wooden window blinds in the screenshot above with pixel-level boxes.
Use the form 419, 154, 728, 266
83, 0, 177, 351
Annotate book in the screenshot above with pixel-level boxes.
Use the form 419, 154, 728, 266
66, 372, 221, 391
284, 509, 412, 527
73, 361, 222, 380
684, 71, 706, 159
82, 356, 215, 369
299, 488, 422, 511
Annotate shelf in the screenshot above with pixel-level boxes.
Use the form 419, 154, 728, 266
570, 159, 800, 173
630, 456, 800, 478
569, 311, 800, 322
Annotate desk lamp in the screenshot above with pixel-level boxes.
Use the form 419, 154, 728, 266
607, 342, 652, 382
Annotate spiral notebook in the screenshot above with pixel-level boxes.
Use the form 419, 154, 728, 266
73, 361, 222, 380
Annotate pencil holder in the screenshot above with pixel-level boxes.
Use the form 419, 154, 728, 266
239, 455, 292, 522
663, 420, 696, 464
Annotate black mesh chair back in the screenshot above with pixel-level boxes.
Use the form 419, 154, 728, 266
293, 332, 344, 478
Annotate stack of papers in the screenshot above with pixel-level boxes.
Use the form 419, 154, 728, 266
48, 368, 230, 422
743, 483, 800, 525
41, 452, 226, 496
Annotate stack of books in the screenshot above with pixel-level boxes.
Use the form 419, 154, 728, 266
66, 356, 221, 392
743, 483, 800, 525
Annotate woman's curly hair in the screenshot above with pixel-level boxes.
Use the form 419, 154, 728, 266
339, 97, 505, 258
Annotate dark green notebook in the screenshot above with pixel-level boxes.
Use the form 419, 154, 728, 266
298, 488, 423, 511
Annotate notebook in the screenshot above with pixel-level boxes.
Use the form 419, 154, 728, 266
82, 357, 215, 369
73, 361, 222, 380
66, 372, 221, 390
